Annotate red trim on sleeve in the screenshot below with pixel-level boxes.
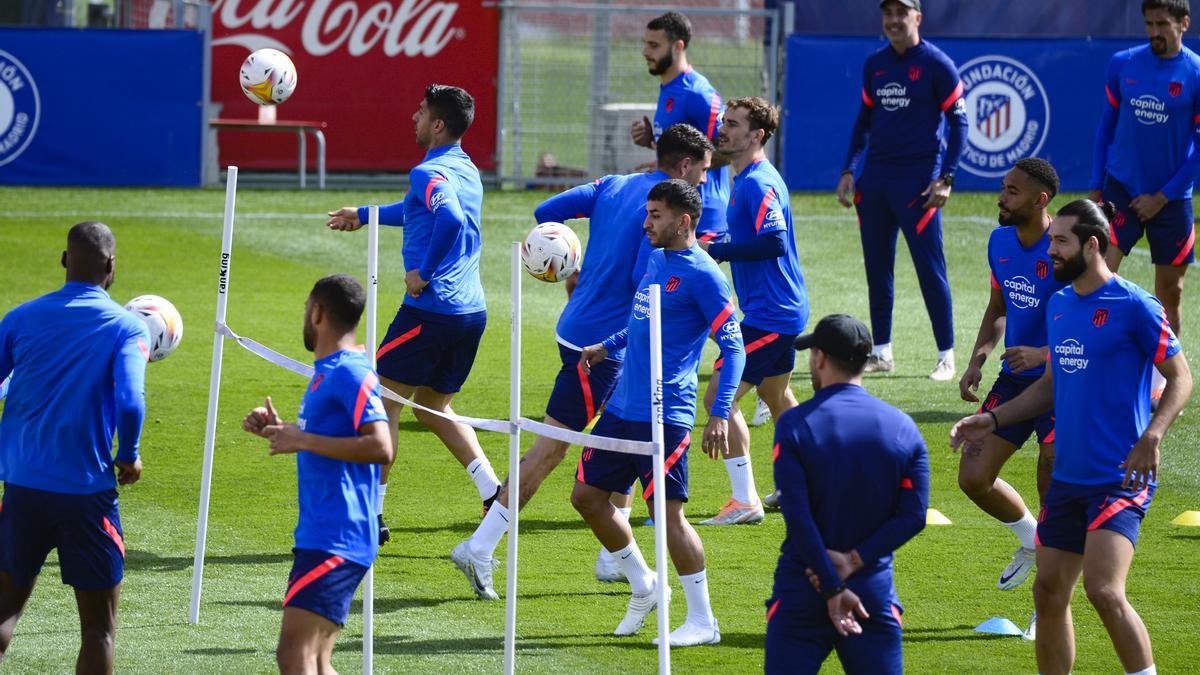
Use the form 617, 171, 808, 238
1154, 315, 1173, 364
1105, 85, 1119, 108
772, 442, 781, 463
424, 174, 447, 209
709, 303, 736, 336
754, 188, 778, 233
990, 272, 1000, 290
766, 598, 782, 622
353, 372, 379, 429
136, 338, 150, 361
706, 92, 721, 139
940, 80, 964, 111
900, 477, 914, 489
862, 87, 875, 108
1194, 114, 1200, 125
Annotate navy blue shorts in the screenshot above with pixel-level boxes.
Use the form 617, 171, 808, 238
980, 372, 1055, 447
576, 413, 692, 502
764, 581, 903, 675
545, 343, 620, 431
0, 483, 125, 591
1037, 480, 1155, 554
283, 549, 370, 627
375, 305, 487, 394
1105, 176, 1195, 265
714, 323, 797, 386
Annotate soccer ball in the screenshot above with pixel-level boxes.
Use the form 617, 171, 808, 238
239, 48, 298, 106
522, 222, 582, 283
124, 295, 183, 362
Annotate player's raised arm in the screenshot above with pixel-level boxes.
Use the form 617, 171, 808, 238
534, 177, 604, 225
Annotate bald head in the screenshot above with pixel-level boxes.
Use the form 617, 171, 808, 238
63, 221, 116, 288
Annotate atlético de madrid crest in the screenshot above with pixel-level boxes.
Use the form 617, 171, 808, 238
0, 49, 41, 168
956, 55, 1050, 178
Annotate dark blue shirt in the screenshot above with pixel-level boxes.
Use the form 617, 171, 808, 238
357, 143, 485, 315
0, 283, 148, 494
1047, 276, 1181, 485
845, 40, 968, 179
1091, 44, 1200, 200
772, 384, 929, 597
294, 349, 388, 566
988, 225, 1067, 378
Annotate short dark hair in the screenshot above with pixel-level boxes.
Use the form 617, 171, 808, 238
647, 179, 702, 228
656, 123, 713, 169
1143, 0, 1190, 21
647, 11, 692, 47
309, 274, 365, 329
66, 221, 115, 279
1055, 199, 1116, 255
424, 84, 474, 139
1013, 157, 1060, 199
726, 96, 780, 144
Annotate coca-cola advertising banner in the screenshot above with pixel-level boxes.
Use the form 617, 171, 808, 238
212, 0, 498, 172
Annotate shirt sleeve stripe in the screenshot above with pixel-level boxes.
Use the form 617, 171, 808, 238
709, 302, 736, 335
353, 371, 379, 429
1154, 315, 1173, 364
424, 174, 447, 210
862, 87, 875, 109
754, 188, 778, 233
706, 92, 721, 139
990, 272, 1000, 290
940, 80, 965, 112
1106, 85, 1119, 108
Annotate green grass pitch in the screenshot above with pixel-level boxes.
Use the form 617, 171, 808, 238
1, 185, 1198, 674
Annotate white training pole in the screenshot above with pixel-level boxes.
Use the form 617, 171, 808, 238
189, 166, 238, 625
503, 241, 523, 675
363, 206, 379, 675
648, 284, 670, 674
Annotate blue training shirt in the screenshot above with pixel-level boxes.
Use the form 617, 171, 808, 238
1091, 44, 1200, 200
601, 245, 745, 427
535, 170, 670, 361
652, 68, 730, 239
772, 383, 929, 597
0, 282, 148, 495
1047, 276, 1181, 486
845, 40, 968, 179
294, 349, 388, 567
356, 143, 485, 315
987, 225, 1067, 378
710, 159, 808, 335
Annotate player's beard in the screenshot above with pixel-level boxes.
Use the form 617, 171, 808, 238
1150, 36, 1170, 55
1051, 250, 1087, 282
809, 369, 821, 393
302, 314, 316, 352
648, 51, 673, 76
997, 203, 1030, 227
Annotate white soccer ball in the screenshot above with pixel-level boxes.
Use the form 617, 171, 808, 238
124, 295, 183, 362
239, 48, 298, 106
522, 222, 582, 283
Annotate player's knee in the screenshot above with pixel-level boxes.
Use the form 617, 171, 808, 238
956, 468, 990, 499
569, 487, 602, 517
276, 637, 310, 674
1083, 578, 1126, 614
411, 406, 440, 428
1032, 574, 1070, 612
79, 624, 114, 655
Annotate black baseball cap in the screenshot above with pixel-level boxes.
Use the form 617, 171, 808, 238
880, 0, 921, 10
794, 314, 873, 365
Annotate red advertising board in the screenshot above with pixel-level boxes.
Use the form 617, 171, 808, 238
211, 0, 498, 171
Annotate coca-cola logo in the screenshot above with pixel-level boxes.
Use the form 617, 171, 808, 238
213, 0, 465, 58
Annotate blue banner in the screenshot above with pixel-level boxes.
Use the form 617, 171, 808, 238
0, 28, 203, 187
782, 36, 1183, 193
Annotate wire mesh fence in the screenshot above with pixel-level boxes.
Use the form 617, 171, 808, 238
496, 1, 781, 187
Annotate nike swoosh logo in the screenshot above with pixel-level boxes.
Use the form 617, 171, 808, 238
875, 69, 887, 76
736, 462, 748, 468
694, 579, 704, 584
470, 466, 479, 474
1126, 78, 1139, 84
1053, 314, 1064, 320
998, 569, 1020, 586
998, 257, 1011, 263
621, 552, 632, 560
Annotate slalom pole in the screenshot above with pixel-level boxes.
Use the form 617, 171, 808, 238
189, 166, 238, 624
503, 241, 523, 675
363, 206, 379, 674
648, 284, 670, 674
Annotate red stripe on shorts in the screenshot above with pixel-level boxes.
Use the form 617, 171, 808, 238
283, 555, 345, 607
376, 324, 422, 361
102, 517, 125, 558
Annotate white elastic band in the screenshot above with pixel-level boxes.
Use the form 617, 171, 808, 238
216, 321, 512, 434
0, 375, 8, 400
517, 417, 655, 456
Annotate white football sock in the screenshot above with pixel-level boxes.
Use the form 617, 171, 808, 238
725, 456, 758, 505
376, 483, 388, 515
873, 342, 893, 360
467, 457, 502, 500
1126, 666, 1156, 675
597, 508, 633, 564
938, 348, 955, 361
614, 541, 655, 595
469, 502, 509, 559
1003, 510, 1038, 549
679, 569, 715, 626
1151, 368, 1167, 393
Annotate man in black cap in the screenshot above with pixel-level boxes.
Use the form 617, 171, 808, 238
764, 314, 929, 675
836, 0, 968, 381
